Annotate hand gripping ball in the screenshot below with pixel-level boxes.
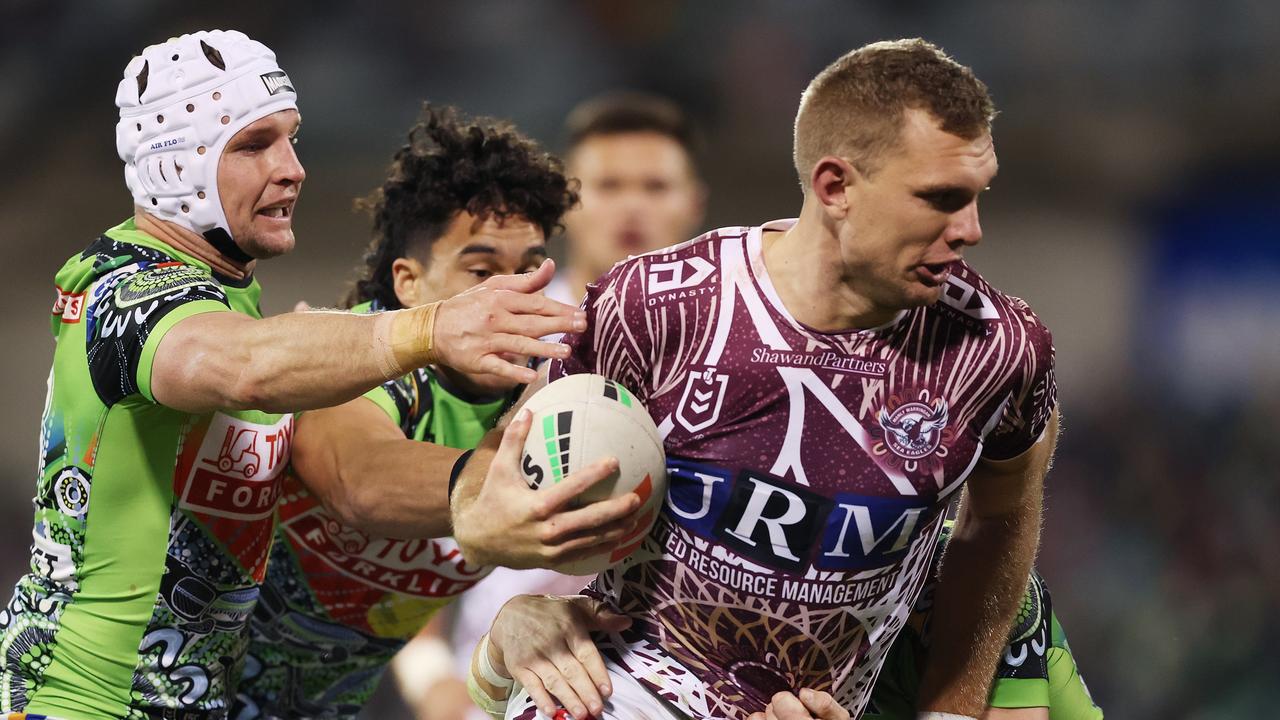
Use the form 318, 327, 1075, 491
520, 374, 667, 574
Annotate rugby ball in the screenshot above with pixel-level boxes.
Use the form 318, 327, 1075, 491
520, 373, 667, 574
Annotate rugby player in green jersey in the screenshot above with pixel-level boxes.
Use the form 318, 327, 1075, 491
231, 103, 611, 719
1, 30, 620, 720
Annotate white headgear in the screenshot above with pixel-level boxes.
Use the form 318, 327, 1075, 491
115, 30, 298, 260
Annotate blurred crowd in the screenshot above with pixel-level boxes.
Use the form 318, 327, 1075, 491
1044, 390, 1280, 719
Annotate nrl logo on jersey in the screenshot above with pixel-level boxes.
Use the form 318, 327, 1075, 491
676, 367, 729, 433
877, 393, 950, 461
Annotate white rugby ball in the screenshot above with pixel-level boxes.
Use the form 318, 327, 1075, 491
520, 373, 667, 574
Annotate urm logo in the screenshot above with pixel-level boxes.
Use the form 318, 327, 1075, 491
665, 459, 936, 573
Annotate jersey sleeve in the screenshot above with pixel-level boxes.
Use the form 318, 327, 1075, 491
1046, 611, 1105, 719
548, 260, 655, 402
988, 570, 1052, 709
981, 299, 1057, 460
362, 372, 419, 437
86, 261, 230, 407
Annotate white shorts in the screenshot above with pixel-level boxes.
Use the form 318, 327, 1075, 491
503, 657, 691, 720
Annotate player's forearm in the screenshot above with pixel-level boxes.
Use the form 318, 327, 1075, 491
919, 410, 1058, 717
449, 374, 541, 564
447, 437, 502, 564
295, 431, 460, 539
226, 307, 438, 412
155, 306, 438, 414
917, 493, 1042, 715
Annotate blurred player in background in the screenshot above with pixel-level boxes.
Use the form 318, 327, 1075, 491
394, 91, 708, 720
545, 91, 706, 305
0, 30, 583, 720
229, 103, 633, 719
452, 38, 1060, 720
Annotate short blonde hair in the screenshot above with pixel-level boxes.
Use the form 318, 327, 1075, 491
793, 38, 995, 187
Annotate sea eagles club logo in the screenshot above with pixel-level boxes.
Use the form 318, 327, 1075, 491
878, 396, 949, 460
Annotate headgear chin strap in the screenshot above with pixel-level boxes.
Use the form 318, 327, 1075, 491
115, 30, 298, 262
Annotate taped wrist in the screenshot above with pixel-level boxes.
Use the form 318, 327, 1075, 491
373, 302, 441, 379
476, 634, 514, 689
467, 672, 509, 718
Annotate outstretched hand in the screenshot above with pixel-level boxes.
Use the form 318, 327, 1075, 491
452, 407, 646, 569
489, 594, 632, 720
433, 259, 586, 384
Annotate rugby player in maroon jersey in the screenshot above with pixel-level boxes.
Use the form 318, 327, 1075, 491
452, 38, 1059, 720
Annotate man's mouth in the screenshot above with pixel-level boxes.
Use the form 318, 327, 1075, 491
915, 261, 953, 287
617, 229, 646, 251
257, 202, 293, 220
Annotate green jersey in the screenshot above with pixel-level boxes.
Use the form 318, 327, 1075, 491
235, 301, 510, 719
865, 524, 1103, 719
1045, 613, 1104, 720
1, 219, 292, 719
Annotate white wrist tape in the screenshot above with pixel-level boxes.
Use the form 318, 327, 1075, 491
467, 671, 510, 719
477, 634, 515, 689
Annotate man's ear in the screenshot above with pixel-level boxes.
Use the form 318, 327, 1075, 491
810, 156, 859, 219
391, 257, 425, 308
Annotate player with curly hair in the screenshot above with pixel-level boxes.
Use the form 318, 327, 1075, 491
231, 103, 639, 719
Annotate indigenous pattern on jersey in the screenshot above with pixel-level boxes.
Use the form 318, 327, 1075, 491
235, 323, 509, 720
864, 523, 1054, 719
1045, 615, 1105, 720
548, 219, 1056, 719
1, 219, 290, 720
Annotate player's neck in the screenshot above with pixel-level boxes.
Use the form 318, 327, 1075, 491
134, 208, 254, 281
565, 264, 600, 305
762, 211, 901, 331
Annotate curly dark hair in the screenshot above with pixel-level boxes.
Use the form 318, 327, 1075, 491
345, 103, 579, 309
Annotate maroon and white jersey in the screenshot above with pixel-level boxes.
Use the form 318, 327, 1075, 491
548, 219, 1056, 720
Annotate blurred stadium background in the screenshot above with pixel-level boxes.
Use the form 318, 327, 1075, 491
1, 2, 1277, 718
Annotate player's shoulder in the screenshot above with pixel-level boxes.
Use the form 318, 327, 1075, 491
89, 228, 222, 298
54, 226, 223, 325
931, 260, 1052, 344
589, 225, 748, 305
